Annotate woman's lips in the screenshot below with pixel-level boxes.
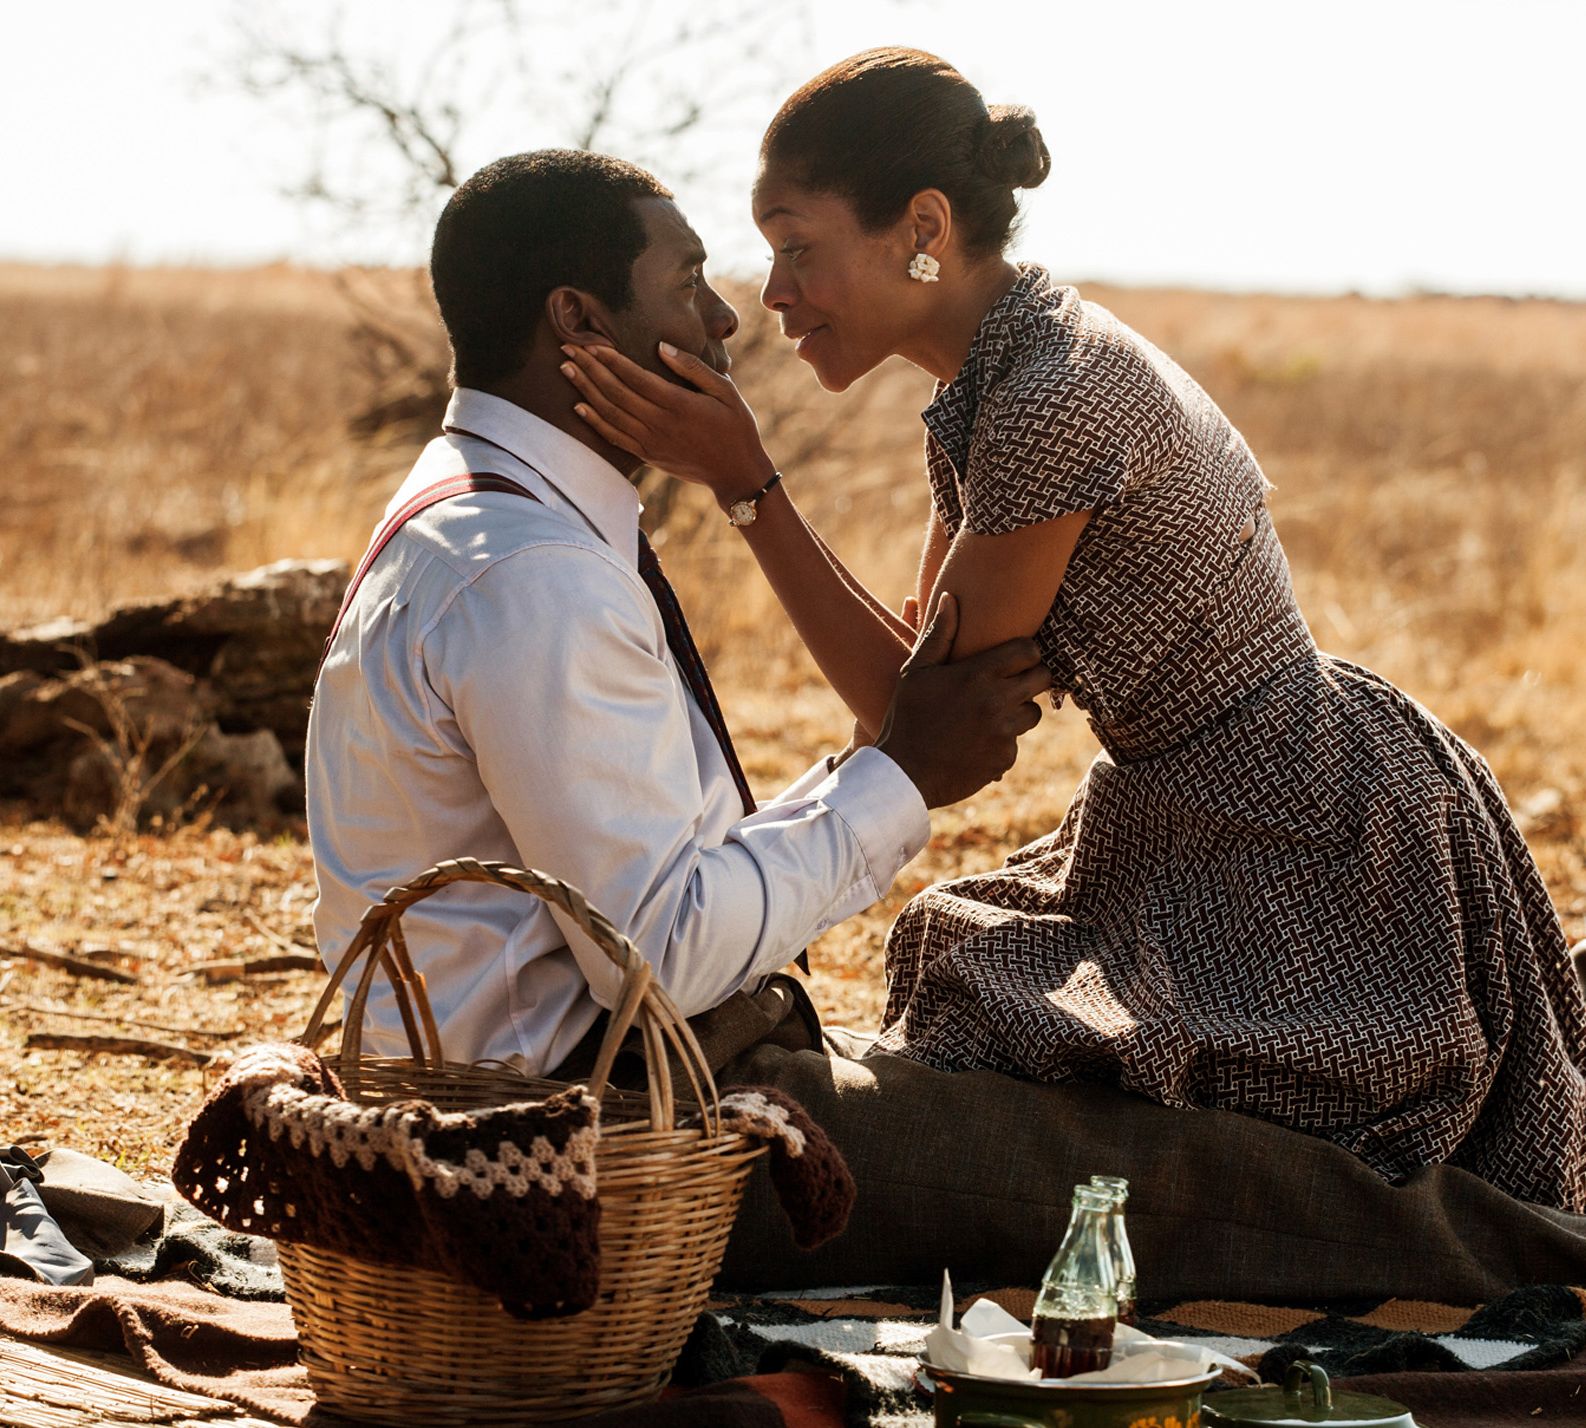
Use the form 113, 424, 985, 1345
794, 325, 828, 356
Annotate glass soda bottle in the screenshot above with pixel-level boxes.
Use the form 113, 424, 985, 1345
1031, 1184, 1118, 1377
1089, 1174, 1138, 1325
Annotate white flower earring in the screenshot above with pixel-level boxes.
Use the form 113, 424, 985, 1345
907, 252, 941, 283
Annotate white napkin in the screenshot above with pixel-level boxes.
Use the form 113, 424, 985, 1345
920, 1272, 1257, 1386
1044, 1323, 1256, 1384
920, 1271, 1039, 1381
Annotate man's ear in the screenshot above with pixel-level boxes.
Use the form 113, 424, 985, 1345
546, 285, 621, 348
906, 189, 952, 260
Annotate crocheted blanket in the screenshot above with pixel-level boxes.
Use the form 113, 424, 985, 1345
707, 1087, 854, 1251
171, 1043, 856, 1321
173, 1043, 601, 1319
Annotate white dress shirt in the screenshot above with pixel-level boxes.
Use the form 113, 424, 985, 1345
305, 388, 930, 1073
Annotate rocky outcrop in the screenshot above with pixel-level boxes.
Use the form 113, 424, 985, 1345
0, 560, 346, 829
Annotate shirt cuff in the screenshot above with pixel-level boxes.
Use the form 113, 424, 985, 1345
765, 754, 839, 806
815, 745, 930, 893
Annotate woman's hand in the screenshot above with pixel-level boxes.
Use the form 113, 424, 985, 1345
561, 342, 776, 504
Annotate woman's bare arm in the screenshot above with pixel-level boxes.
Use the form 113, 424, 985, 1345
915, 508, 952, 620
805, 518, 917, 645
561, 342, 913, 730
927, 512, 1092, 658
726, 482, 914, 732
560, 340, 1079, 725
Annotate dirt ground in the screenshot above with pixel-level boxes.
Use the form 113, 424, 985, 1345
3, 265, 1584, 1176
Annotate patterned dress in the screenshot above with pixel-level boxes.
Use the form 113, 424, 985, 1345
878, 264, 1586, 1211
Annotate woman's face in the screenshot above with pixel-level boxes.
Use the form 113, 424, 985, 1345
753, 166, 927, 393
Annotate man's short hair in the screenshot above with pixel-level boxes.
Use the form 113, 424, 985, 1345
430, 149, 672, 388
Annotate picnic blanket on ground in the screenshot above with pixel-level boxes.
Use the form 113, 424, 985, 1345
0, 1275, 314, 1424
705, 1282, 1586, 1428
6, 1254, 1581, 1427
0, 1275, 841, 1427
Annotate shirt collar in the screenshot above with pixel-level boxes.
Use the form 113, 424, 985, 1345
920, 262, 1058, 476
443, 388, 643, 565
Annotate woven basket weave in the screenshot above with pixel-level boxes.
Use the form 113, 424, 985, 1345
276, 857, 767, 1424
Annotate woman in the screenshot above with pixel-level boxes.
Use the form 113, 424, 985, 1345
561, 48, 1586, 1210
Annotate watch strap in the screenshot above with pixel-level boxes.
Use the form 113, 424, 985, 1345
727, 469, 784, 525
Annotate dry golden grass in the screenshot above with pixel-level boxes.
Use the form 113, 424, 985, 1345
1, 262, 1583, 1174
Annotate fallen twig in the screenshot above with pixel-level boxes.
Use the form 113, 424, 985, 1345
245, 951, 322, 974
2, 944, 138, 985
242, 910, 316, 955
24, 1032, 213, 1066
189, 952, 321, 982
2, 999, 244, 1040
26, 1030, 213, 1065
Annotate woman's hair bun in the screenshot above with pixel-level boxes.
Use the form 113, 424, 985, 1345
977, 104, 1052, 190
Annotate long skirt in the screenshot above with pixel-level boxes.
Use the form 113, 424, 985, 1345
879, 655, 1586, 1211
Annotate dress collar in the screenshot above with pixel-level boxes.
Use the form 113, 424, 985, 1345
443, 388, 643, 566
920, 263, 1061, 476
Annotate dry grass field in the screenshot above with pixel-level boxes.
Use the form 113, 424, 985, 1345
2, 261, 1583, 1175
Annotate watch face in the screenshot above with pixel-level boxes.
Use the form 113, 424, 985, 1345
729, 500, 756, 526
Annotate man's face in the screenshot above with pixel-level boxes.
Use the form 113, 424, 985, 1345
605, 197, 739, 380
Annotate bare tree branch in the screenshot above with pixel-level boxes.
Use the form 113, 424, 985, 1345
225, 0, 832, 532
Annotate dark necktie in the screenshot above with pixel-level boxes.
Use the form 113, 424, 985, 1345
637, 532, 756, 818
640, 536, 810, 975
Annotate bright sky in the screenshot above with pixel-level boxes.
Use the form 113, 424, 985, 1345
2, 0, 1582, 297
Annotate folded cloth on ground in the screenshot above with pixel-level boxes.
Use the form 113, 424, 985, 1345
171, 1042, 601, 1319
104, 1195, 284, 1300
702, 1281, 1586, 1428
33, 1146, 165, 1258
1, 1145, 93, 1286
0, 1272, 315, 1424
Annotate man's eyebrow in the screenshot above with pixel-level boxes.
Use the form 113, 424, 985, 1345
677, 245, 707, 270
755, 205, 797, 224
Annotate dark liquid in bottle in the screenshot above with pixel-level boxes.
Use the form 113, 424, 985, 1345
1031, 1313, 1115, 1378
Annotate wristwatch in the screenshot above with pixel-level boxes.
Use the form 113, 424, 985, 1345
726, 470, 784, 528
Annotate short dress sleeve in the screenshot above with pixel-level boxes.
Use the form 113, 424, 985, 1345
959, 350, 1180, 537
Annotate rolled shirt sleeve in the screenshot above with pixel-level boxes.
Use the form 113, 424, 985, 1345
424, 542, 929, 1019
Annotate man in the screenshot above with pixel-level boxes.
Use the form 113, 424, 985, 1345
306, 149, 1048, 1077
309, 150, 1586, 1303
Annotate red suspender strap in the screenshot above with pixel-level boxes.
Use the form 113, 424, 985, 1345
316, 473, 539, 680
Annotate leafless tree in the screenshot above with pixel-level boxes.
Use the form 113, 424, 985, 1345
227, 0, 852, 527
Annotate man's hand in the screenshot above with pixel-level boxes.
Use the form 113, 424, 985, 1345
874, 592, 1049, 809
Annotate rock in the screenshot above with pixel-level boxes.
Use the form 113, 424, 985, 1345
0, 558, 347, 770
0, 670, 52, 752
0, 654, 298, 830
185, 727, 299, 825
1, 657, 206, 764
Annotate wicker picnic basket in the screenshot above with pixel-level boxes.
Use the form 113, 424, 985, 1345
276, 857, 768, 1424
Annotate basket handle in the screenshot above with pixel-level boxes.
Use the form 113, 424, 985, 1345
300, 857, 722, 1133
